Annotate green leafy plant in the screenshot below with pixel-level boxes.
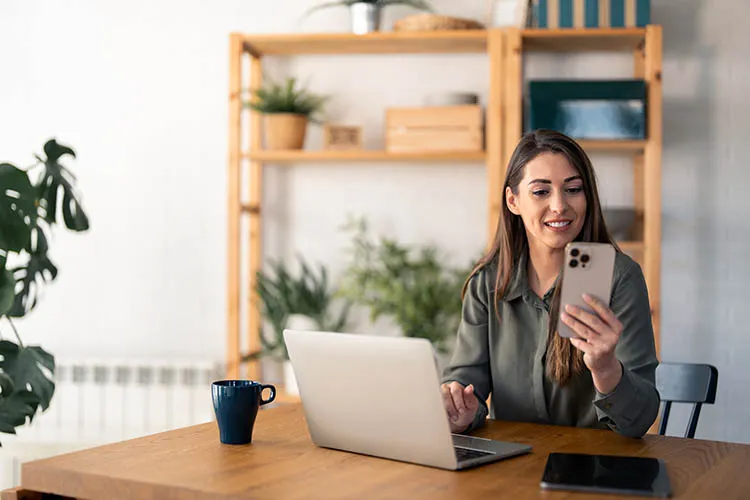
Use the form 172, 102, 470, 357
244, 256, 351, 361
306, 0, 434, 14
0, 139, 89, 442
244, 77, 328, 124
338, 216, 472, 353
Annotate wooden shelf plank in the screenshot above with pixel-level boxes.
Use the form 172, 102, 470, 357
245, 143, 643, 162
522, 27, 646, 52
579, 140, 646, 152
245, 150, 486, 163
241, 30, 488, 56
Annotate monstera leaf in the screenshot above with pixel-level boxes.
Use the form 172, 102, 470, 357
8, 251, 58, 317
0, 163, 37, 254
0, 341, 55, 411
37, 139, 89, 232
0, 389, 40, 434
0, 270, 14, 316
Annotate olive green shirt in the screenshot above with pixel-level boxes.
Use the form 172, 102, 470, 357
441, 250, 660, 438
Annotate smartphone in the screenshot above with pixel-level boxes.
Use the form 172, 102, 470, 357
557, 242, 616, 338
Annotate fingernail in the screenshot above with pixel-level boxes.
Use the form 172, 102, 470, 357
561, 312, 569, 322
583, 293, 592, 301
565, 304, 575, 313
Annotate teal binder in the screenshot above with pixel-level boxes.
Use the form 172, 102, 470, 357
559, 0, 574, 28
610, 0, 625, 27
535, 0, 650, 29
636, 0, 650, 26
537, 0, 548, 28
585, 0, 599, 27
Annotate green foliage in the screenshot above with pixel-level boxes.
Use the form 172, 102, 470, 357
245, 77, 328, 123
0, 341, 55, 412
338, 216, 473, 353
305, 0, 434, 14
0, 139, 89, 442
246, 256, 351, 361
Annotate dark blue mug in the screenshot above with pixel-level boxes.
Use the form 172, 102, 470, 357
211, 380, 276, 444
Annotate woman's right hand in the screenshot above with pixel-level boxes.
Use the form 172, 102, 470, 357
440, 382, 480, 433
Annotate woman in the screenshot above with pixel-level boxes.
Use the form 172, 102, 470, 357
441, 129, 659, 438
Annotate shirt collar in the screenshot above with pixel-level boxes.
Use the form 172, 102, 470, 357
501, 249, 559, 303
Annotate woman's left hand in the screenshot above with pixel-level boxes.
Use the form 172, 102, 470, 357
560, 293, 623, 394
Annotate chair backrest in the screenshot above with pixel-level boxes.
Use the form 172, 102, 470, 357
655, 362, 718, 439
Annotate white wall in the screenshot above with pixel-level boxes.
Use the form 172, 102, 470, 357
1, 0, 748, 443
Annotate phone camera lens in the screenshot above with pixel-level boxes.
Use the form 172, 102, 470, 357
580, 254, 590, 263
569, 259, 578, 268
570, 248, 580, 257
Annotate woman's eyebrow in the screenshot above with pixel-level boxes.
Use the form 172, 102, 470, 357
528, 175, 581, 185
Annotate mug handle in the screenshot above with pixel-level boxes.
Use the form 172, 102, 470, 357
260, 384, 276, 405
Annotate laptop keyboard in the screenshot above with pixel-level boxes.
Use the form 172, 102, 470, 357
454, 446, 495, 462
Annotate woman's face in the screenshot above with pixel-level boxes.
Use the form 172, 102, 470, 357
505, 152, 587, 252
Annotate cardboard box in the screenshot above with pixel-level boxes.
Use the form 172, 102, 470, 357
385, 105, 484, 153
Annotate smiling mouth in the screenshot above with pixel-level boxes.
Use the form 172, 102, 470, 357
544, 220, 572, 228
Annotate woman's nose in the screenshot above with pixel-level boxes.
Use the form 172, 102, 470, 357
549, 192, 567, 214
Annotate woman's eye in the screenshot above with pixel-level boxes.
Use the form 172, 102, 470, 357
532, 190, 548, 197
567, 186, 583, 194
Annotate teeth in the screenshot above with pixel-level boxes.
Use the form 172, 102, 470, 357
546, 221, 571, 228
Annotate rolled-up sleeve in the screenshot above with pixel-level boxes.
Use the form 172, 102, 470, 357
593, 259, 660, 438
441, 270, 492, 432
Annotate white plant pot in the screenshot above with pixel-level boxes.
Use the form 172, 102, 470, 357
282, 314, 317, 396
283, 360, 299, 396
350, 3, 381, 34
285, 314, 318, 332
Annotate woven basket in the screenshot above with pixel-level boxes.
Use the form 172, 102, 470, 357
393, 14, 485, 32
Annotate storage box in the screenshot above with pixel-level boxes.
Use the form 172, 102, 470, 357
526, 80, 646, 140
385, 105, 484, 153
532, 0, 650, 28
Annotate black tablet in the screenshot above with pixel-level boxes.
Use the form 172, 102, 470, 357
540, 452, 673, 498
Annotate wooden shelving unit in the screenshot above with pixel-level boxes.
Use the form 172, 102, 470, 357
227, 26, 664, 385
503, 25, 663, 352
227, 30, 504, 388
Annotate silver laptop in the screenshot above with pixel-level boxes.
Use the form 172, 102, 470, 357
283, 329, 532, 470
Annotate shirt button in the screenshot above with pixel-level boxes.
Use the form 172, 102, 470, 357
604, 403, 612, 409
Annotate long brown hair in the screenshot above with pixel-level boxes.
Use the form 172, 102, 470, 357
464, 129, 617, 385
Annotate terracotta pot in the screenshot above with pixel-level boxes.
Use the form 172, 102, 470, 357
264, 113, 308, 150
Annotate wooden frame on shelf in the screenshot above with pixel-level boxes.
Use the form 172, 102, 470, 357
322, 124, 363, 151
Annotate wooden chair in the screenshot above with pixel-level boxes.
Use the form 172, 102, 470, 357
656, 362, 718, 439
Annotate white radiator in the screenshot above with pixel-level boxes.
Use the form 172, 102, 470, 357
0, 357, 226, 489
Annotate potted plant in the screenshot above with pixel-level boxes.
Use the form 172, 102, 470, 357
338, 216, 473, 354
243, 256, 351, 394
305, 0, 434, 35
0, 139, 89, 444
245, 77, 328, 151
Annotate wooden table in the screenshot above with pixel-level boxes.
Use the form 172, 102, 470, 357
5, 404, 750, 499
